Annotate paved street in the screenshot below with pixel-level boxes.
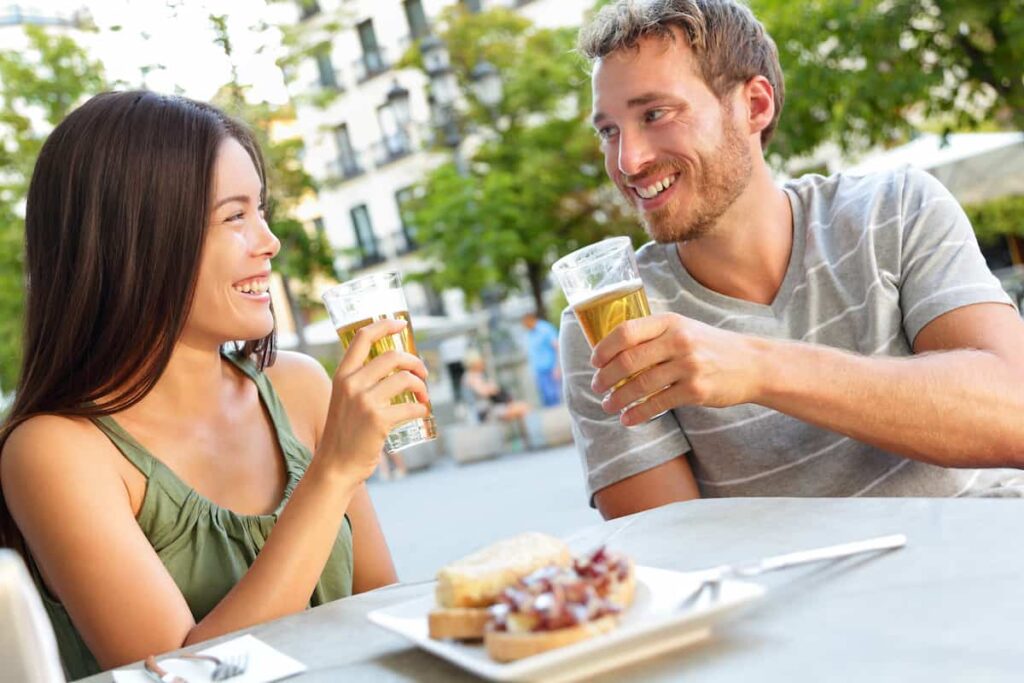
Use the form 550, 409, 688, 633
366, 445, 601, 582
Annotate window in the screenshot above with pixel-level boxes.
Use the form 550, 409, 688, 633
395, 186, 419, 252
403, 0, 430, 40
461, 0, 483, 13
297, 0, 321, 20
312, 217, 326, 238
350, 204, 382, 265
314, 48, 338, 89
357, 20, 386, 81
333, 124, 361, 178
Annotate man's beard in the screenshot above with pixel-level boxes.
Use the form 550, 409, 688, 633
626, 119, 753, 244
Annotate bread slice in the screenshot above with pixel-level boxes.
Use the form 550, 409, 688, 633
435, 532, 571, 609
428, 607, 491, 640
484, 614, 619, 662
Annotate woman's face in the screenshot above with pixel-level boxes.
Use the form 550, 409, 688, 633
184, 137, 280, 348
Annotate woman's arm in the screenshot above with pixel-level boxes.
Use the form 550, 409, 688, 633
269, 351, 398, 593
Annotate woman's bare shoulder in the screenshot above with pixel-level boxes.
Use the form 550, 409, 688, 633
263, 351, 332, 444
2, 414, 122, 501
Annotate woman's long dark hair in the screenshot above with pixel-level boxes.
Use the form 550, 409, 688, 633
0, 91, 277, 551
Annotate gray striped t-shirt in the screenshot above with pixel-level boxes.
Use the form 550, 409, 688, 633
560, 167, 1019, 504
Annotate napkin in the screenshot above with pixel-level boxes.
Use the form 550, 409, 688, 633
111, 634, 306, 683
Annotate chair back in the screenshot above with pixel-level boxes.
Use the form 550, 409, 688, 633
0, 549, 65, 683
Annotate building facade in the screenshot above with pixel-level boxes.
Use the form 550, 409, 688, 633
284, 0, 594, 324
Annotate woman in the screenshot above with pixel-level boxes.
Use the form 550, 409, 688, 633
461, 350, 532, 447
0, 92, 428, 677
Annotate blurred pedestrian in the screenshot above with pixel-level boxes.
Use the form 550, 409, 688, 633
522, 312, 561, 406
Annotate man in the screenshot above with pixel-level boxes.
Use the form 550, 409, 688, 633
522, 311, 562, 407
562, 0, 1024, 520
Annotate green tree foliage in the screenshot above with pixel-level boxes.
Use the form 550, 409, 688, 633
403, 6, 644, 320
964, 195, 1024, 245
209, 14, 335, 352
754, 0, 1024, 161
0, 25, 107, 392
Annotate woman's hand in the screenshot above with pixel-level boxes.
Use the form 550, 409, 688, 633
317, 318, 429, 483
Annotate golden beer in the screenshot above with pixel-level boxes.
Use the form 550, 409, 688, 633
573, 279, 658, 403
573, 280, 651, 347
335, 310, 437, 442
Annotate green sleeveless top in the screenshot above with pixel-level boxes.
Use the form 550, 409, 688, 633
28, 351, 354, 679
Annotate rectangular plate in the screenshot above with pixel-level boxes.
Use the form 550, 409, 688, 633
367, 566, 764, 683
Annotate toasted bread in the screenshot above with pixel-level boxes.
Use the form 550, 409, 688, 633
427, 607, 491, 640
434, 532, 571, 609
484, 614, 619, 662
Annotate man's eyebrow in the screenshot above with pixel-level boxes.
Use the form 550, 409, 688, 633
591, 92, 679, 126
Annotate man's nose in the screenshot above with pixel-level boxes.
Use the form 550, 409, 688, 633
617, 130, 655, 178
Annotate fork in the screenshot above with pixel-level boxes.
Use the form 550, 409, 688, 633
144, 652, 249, 681
181, 653, 249, 681
679, 533, 907, 609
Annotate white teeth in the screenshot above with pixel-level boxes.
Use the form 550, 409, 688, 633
635, 174, 677, 200
234, 279, 268, 295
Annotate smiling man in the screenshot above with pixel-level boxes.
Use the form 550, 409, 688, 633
562, 0, 1024, 519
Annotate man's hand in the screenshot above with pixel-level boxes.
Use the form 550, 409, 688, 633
590, 313, 765, 425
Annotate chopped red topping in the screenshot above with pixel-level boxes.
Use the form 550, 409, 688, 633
489, 546, 629, 633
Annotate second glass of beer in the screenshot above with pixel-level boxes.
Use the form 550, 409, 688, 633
552, 237, 656, 405
321, 272, 437, 452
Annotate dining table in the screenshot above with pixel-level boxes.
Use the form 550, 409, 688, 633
83, 497, 1024, 682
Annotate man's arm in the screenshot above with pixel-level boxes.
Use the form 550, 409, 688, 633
595, 302, 1024, 469
593, 455, 700, 520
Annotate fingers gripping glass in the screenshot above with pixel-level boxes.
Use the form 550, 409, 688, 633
552, 238, 664, 418
322, 272, 437, 452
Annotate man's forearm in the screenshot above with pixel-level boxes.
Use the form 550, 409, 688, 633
754, 338, 1024, 468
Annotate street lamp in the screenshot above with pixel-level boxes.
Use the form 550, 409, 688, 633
385, 79, 411, 127
469, 60, 502, 113
420, 35, 502, 151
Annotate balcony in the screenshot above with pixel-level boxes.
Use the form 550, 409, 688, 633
384, 229, 419, 257
357, 250, 387, 269
312, 70, 344, 93
371, 130, 415, 167
352, 48, 390, 84
326, 156, 365, 183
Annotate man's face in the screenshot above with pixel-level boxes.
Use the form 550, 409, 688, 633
591, 31, 753, 243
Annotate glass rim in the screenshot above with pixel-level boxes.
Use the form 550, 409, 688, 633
322, 271, 403, 302
551, 236, 633, 274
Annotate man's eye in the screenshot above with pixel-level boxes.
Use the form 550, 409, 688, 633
596, 126, 618, 141
644, 109, 667, 123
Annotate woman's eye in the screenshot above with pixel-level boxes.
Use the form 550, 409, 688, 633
227, 212, 244, 222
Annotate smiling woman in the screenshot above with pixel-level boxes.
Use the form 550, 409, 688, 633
0, 91, 425, 678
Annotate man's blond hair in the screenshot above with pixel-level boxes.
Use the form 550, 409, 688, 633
578, 0, 785, 147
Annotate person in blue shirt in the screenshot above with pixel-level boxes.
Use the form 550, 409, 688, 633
522, 312, 562, 407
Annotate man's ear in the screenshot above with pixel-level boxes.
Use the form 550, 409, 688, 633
741, 75, 775, 140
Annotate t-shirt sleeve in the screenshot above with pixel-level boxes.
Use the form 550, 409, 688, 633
559, 309, 692, 507
897, 167, 1014, 344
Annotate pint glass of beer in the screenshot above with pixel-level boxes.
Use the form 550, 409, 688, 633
321, 272, 437, 452
552, 237, 655, 406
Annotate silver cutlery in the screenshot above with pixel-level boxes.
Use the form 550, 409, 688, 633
680, 533, 907, 609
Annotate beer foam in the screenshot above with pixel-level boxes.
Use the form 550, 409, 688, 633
326, 287, 408, 327
568, 278, 645, 307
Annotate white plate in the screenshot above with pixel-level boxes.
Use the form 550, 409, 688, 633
367, 566, 764, 683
